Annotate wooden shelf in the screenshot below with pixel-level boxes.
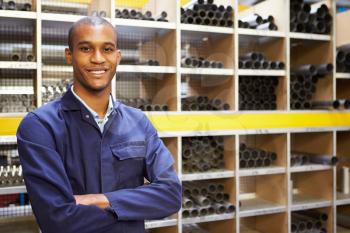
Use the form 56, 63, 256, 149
238, 69, 286, 76
0, 10, 36, 19
290, 164, 333, 173
336, 73, 350, 79
239, 166, 286, 177
180, 24, 234, 34
0, 62, 36, 70
181, 68, 234, 76
337, 192, 350, 206
182, 170, 235, 181
117, 65, 176, 74
0, 186, 26, 195
0, 136, 17, 144
0, 205, 32, 217
145, 218, 177, 229
238, 29, 285, 38
182, 213, 235, 225
291, 193, 332, 211
239, 196, 286, 217
41, 13, 85, 22
113, 18, 176, 30
0, 87, 34, 95
289, 32, 331, 41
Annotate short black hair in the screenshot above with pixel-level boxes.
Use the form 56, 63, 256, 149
68, 16, 117, 51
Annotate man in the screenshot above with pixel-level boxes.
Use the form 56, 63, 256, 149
16, 16, 181, 233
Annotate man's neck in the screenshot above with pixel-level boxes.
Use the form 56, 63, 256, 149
73, 85, 110, 118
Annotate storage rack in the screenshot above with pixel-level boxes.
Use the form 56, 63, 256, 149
0, 0, 350, 232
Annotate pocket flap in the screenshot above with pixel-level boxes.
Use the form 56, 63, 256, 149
110, 141, 146, 160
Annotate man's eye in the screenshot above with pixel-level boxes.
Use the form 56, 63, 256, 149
104, 47, 114, 52
79, 47, 91, 52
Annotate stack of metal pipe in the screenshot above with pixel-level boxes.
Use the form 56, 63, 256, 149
42, 79, 71, 104
0, 94, 34, 113
182, 181, 235, 218
115, 9, 168, 22
183, 224, 210, 233
290, 151, 338, 166
119, 98, 169, 111
290, 0, 332, 34
239, 52, 285, 70
239, 143, 277, 169
181, 56, 224, 69
0, 1, 31, 11
290, 63, 334, 110
180, 0, 233, 27
336, 44, 350, 73
182, 96, 230, 111
291, 210, 328, 233
239, 76, 279, 110
239, 14, 278, 31
182, 136, 225, 173
0, 165, 24, 187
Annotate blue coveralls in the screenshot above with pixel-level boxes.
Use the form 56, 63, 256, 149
16, 88, 182, 233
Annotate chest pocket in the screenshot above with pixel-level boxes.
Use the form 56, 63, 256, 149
110, 141, 146, 188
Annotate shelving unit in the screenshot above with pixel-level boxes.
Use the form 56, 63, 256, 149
0, 0, 349, 233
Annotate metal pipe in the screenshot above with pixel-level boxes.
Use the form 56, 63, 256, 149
292, 64, 317, 76
241, 14, 263, 27
315, 63, 333, 76
302, 210, 328, 221
311, 100, 340, 110
342, 166, 350, 194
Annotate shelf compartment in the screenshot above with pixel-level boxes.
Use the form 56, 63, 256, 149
336, 131, 350, 202
292, 207, 332, 233
239, 173, 287, 217
336, 79, 350, 106
337, 205, 350, 232
240, 212, 287, 233
183, 218, 235, 233
239, 195, 286, 217
181, 75, 234, 111
239, 133, 287, 170
116, 73, 177, 111
161, 137, 178, 173
182, 135, 235, 175
238, 0, 287, 34
181, 30, 234, 70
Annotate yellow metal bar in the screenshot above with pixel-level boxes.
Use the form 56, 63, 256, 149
2, 112, 350, 136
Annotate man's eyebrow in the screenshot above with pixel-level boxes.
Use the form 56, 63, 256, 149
76, 41, 117, 47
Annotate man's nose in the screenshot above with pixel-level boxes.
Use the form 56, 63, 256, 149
90, 50, 106, 63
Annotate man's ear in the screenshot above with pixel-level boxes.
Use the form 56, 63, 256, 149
116, 49, 122, 65
65, 48, 72, 65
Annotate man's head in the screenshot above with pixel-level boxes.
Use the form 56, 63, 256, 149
65, 16, 121, 94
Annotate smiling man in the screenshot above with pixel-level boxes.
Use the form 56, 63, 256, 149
16, 16, 181, 233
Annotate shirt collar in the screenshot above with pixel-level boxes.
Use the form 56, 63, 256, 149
70, 85, 114, 119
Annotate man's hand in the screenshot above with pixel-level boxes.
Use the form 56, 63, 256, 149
74, 194, 110, 209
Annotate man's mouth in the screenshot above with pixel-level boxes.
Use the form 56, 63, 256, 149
86, 68, 108, 75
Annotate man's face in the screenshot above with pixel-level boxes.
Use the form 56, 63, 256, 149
65, 24, 121, 93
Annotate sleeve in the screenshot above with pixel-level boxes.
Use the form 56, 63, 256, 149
104, 115, 182, 220
17, 113, 121, 233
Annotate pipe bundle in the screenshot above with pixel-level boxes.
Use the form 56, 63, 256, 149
290, 0, 332, 34
42, 79, 70, 104
239, 143, 277, 169
115, 9, 168, 22
239, 76, 279, 110
239, 52, 284, 70
0, 1, 31, 11
0, 165, 24, 187
239, 14, 278, 31
180, 0, 233, 27
290, 151, 338, 166
182, 136, 225, 173
182, 181, 235, 218
291, 210, 328, 233
336, 44, 350, 73
0, 94, 34, 113
290, 63, 333, 110
120, 98, 169, 111
182, 96, 230, 111
182, 56, 224, 69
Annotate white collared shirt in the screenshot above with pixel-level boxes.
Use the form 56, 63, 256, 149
71, 85, 114, 133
